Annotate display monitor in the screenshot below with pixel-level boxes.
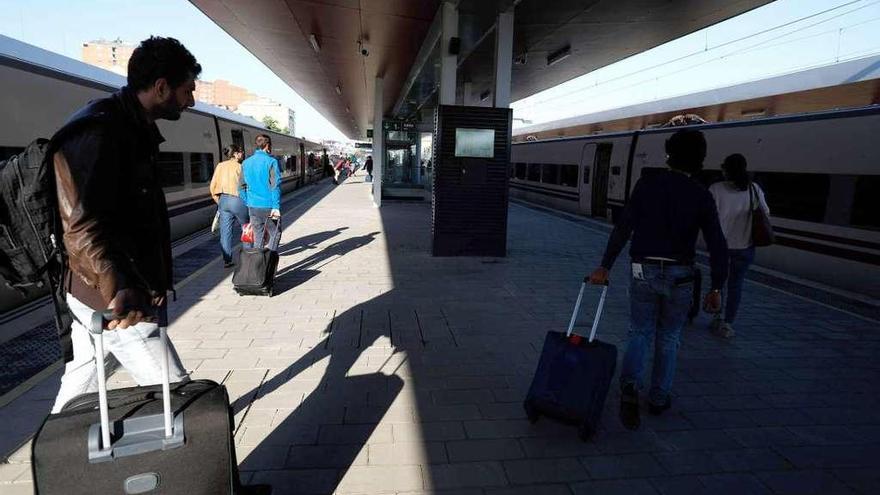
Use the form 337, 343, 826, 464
454, 128, 495, 158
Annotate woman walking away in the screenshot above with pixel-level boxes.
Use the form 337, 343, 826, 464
708, 153, 770, 339
210, 144, 249, 268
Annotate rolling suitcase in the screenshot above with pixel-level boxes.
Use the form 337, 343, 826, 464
32, 311, 239, 494
523, 283, 618, 441
233, 220, 280, 296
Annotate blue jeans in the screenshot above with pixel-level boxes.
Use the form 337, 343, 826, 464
248, 207, 281, 251
219, 194, 248, 263
725, 247, 755, 323
620, 263, 695, 405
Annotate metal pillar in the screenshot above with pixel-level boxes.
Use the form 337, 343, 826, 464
372, 76, 384, 207
493, 9, 514, 108
439, 1, 458, 106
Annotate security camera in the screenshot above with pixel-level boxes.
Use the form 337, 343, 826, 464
360, 47, 369, 57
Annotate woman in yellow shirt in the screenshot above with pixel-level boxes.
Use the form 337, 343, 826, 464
210, 144, 247, 267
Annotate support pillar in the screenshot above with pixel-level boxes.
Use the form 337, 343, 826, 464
439, 1, 458, 106
493, 10, 514, 108
372, 76, 384, 207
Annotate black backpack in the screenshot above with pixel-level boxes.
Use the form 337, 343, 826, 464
0, 115, 106, 359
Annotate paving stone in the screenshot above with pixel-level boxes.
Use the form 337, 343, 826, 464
431, 462, 509, 490
654, 450, 722, 475
570, 479, 659, 495
502, 458, 589, 484
446, 439, 524, 462
650, 476, 706, 495
486, 485, 573, 495
698, 474, 771, 495
337, 465, 424, 493
580, 453, 666, 479
757, 470, 854, 495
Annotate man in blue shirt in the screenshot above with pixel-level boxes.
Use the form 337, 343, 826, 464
588, 129, 727, 430
240, 134, 282, 250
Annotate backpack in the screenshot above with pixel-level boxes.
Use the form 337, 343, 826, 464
0, 114, 107, 360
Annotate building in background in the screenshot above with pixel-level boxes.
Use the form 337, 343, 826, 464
81, 38, 135, 76
81, 40, 294, 135
237, 97, 296, 135
193, 79, 258, 111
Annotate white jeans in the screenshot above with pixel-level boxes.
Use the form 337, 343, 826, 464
50, 294, 189, 413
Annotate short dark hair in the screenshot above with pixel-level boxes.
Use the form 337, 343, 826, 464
127, 36, 202, 92
665, 129, 706, 175
223, 144, 243, 159
255, 134, 272, 150
721, 153, 750, 191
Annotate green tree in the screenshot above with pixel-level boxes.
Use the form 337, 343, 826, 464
262, 115, 281, 132
282, 127, 289, 135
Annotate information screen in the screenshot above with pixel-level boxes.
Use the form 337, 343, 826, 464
454, 128, 495, 158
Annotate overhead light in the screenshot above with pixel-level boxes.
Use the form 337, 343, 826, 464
335, 85, 342, 95
480, 90, 491, 102
547, 45, 571, 67
309, 34, 320, 53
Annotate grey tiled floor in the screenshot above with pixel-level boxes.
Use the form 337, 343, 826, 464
2, 173, 878, 494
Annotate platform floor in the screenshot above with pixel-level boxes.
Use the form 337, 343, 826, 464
2, 172, 879, 494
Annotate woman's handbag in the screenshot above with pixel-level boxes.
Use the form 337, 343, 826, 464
750, 183, 774, 247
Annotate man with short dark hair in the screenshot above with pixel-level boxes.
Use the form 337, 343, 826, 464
588, 129, 728, 430
240, 133, 282, 250
50, 36, 198, 412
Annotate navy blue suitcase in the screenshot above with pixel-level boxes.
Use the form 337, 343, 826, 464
524, 283, 617, 441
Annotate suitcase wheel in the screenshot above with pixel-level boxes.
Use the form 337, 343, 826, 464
524, 401, 540, 424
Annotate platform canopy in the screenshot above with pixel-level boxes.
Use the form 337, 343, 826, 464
190, 0, 772, 139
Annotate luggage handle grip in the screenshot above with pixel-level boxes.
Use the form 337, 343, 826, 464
90, 311, 174, 453
566, 282, 608, 343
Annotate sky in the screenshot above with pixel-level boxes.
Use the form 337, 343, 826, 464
1, 0, 879, 138
0, 0, 350, 142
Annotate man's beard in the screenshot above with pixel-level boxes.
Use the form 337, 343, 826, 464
156, 95, 182, 121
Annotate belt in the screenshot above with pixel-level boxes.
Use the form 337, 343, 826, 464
631, 257, 693, 267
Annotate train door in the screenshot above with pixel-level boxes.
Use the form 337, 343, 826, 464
591, 143, 613, 218
231, 128, 245, 153
578, 143, 596, 215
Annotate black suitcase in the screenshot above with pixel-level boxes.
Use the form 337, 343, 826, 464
524, 283, 618, 441
233, 220, 280, 296
32, 311, 239, 494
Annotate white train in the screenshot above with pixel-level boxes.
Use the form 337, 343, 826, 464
511, 106, 880, 298
0, 36, 326, 312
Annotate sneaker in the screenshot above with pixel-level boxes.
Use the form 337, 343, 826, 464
648, 398, 672, 416
619, 384, 641, 430
711, 321, 735, 339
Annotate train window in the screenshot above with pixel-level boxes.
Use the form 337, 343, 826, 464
560, 165, 578, 187
639, 167, 666, 178
583, 165, 590, 184
189, 153, 215, 185
509, 163, 515, 179
0, 146, 25, 161
541, 164, 560, 185
527, 163, 540, 182
696, 169, 724, 188
231, 129, 245, 153
851, 175, 880, 229
754, 172, 829, 223
157, 152, 185, 190
515, 162, 526, 179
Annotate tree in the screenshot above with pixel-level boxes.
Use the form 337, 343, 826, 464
262, 115, 281, 132
282, 127, 289, 135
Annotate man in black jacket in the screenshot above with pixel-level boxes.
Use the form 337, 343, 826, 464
588, 129, 727, 430
50, 36, 199, 412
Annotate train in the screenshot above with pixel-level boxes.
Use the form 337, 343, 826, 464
0, 35, 326, 312
510, 106, 880, 298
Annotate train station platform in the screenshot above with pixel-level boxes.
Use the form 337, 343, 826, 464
2, 172, 879, 494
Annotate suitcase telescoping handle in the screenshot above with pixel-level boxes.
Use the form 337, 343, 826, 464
89, 310, 175, 455
565, 282, 608, 343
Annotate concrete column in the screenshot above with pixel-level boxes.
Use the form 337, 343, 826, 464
439, 1, 458, 106
372, 76, 384, 207
463, 81, 473, 106
493, 9, 514, 108
414, 134, 422, 185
